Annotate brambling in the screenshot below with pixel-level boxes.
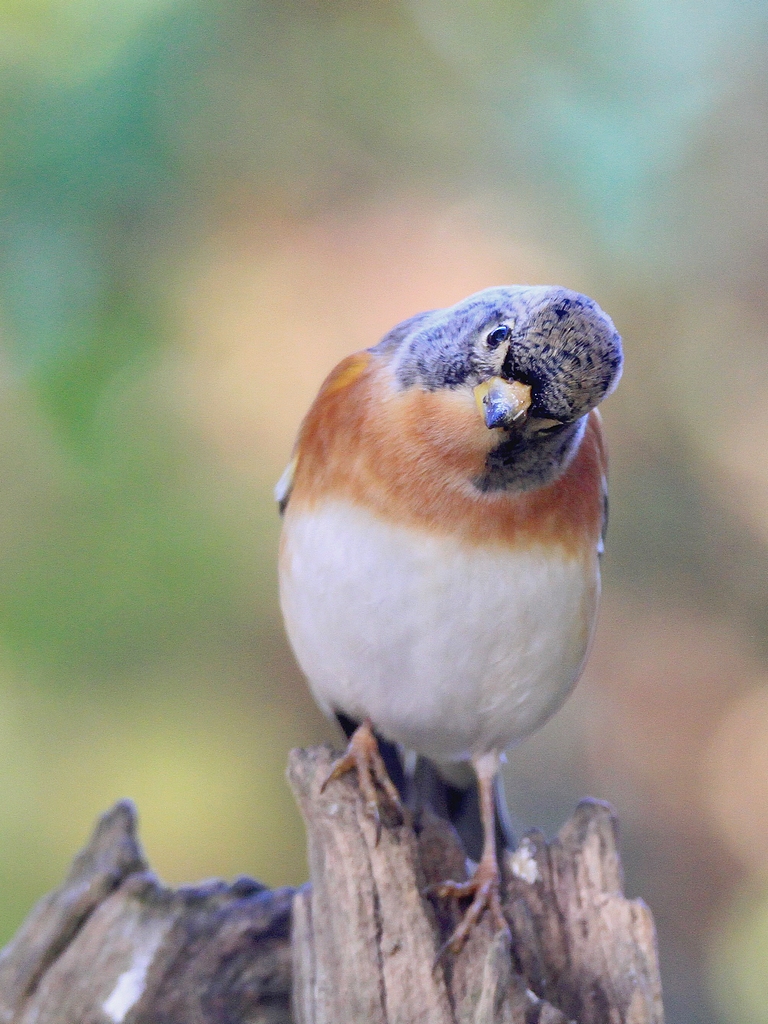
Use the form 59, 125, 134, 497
276, 285, 622, 952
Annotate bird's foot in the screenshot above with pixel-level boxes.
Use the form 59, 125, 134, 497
427, 851, 510, 958
320, 718, 402, 842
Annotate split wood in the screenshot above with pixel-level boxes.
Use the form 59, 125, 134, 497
0, 744, 664, 1023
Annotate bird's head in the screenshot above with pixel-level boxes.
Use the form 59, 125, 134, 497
384, 285, 623, 439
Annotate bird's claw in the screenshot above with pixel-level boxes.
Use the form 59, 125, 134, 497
320, 719, 402, 843
426, 854, 509, 959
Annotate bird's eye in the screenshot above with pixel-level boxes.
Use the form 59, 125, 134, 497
486, 325, 511, 349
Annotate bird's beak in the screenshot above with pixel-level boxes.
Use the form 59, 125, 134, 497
473, 377, 532, 430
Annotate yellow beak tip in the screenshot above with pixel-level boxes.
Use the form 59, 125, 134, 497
473, 377, 532, 430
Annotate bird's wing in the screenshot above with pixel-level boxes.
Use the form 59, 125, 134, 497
274, 456, 297, 516
275, 351, 374, 517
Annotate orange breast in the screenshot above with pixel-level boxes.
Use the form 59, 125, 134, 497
287, 351, 607, 556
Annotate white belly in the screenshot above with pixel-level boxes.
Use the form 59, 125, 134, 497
279, 501, 599, 763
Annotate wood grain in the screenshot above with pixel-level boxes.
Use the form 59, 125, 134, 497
287, 745, 664, 1024
0, 746, 664, 1023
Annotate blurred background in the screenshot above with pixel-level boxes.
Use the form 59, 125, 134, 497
0, 1, 766, 1020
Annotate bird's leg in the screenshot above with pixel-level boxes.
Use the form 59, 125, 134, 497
427, 751, 511, 956
320, 718, 402, 841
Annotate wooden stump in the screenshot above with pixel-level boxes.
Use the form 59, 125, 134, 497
0, 745, 664, 1023
288, 746, 664, 1024
0, 802, 294, 1024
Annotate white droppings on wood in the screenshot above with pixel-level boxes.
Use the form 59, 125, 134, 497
510, 837, 540, 884
102, 923, 168, 1023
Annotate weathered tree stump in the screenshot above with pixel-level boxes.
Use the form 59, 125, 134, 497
0, 745, 664, 1023
0, 801, 294, 1023
288, 746, 663, 1024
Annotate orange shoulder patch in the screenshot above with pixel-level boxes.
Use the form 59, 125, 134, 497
320, 351, 372, 397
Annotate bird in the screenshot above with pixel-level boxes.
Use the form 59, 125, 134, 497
276, 285, 622, 953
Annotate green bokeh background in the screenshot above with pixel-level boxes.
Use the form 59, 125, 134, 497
1, 3, 768, 1022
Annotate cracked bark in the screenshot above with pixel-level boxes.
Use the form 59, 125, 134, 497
0, 745, 664, 1024
288, 746, 664, 1024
